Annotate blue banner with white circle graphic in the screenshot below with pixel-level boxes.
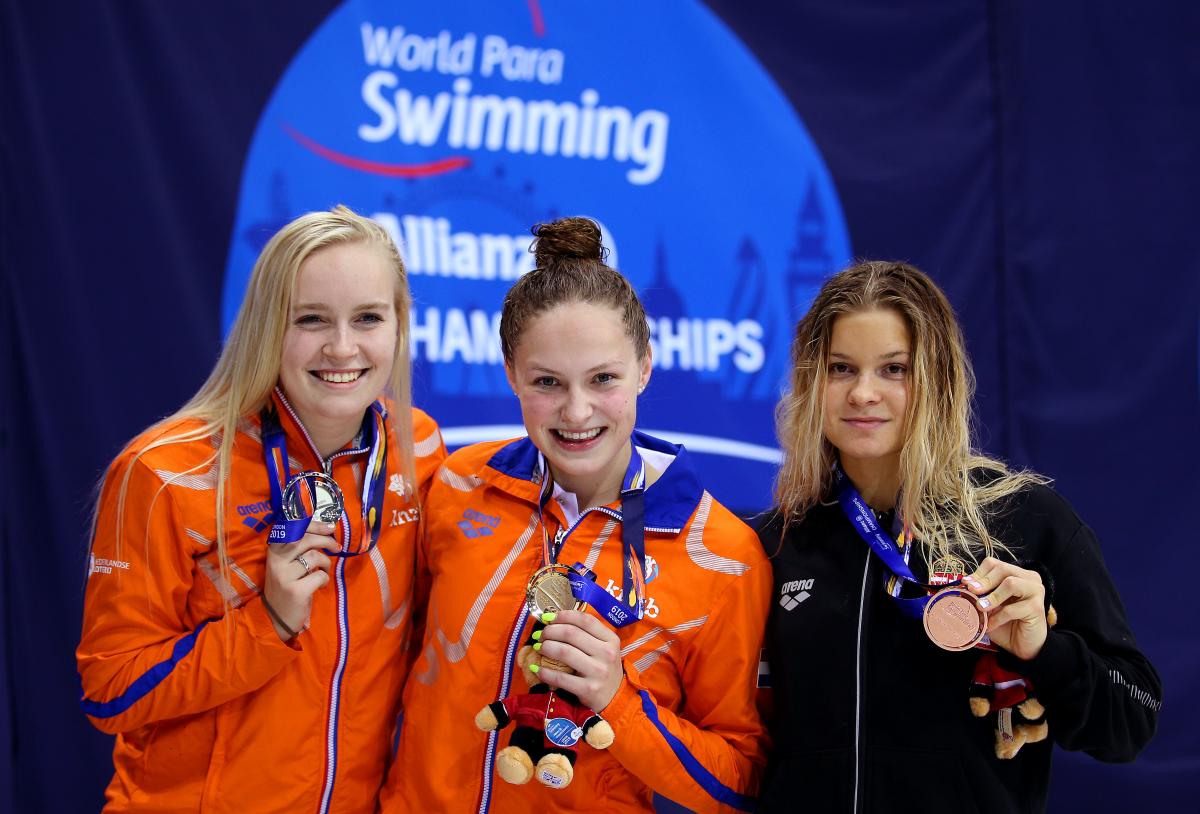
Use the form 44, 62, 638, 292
223, 0, 851, 509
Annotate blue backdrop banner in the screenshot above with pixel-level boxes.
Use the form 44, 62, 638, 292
223, 0, 850, 510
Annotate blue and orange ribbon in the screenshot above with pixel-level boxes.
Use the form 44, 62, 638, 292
260, 401, 389, 557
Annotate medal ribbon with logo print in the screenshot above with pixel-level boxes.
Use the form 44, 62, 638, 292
536, 444, 648, 628
834, 461, 965, 620
260, 401, 389, 557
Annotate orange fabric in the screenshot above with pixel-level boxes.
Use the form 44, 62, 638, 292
379, 436, 771, 813
77, 397, 445, 813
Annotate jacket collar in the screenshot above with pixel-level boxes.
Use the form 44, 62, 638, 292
484, 430, 704, 533
268, 387, 382, 468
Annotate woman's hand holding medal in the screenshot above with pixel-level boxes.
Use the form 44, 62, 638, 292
262, 521, 336, 641
534, 609, 625, 713
963, 557, 1049, 660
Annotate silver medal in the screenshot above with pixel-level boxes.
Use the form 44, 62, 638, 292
282, 472, 345, 523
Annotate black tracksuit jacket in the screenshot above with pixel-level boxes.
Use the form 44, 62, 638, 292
755, 483, 1160, 814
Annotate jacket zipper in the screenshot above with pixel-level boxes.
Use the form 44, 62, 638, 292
589, 505, 680, 535
473, 492, 681, 811
478, 598, 534, 814
476, 498, 668, 812
275, 392, 355, 814
478, 505, 575, 813
852, 551, 870, 814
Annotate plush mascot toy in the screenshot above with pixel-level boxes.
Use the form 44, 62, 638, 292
968, 606, 1058, 759
475, 622, 615, 789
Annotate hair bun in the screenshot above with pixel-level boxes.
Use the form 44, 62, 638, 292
532, 217, 607, 267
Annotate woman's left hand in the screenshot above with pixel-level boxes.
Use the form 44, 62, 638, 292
964, 557, 1048, 660
534, 609, 624, 712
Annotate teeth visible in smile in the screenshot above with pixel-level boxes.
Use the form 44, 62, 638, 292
558, 428, 601, 441
318, 370, 361, 383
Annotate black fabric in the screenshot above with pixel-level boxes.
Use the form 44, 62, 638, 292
490, 701, 512, 730
756, 484, 1161, 813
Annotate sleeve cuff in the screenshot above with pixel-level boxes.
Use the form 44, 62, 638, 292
248, 595, 303, 651
600, 664, 648, 728
995, 628, 1083, 694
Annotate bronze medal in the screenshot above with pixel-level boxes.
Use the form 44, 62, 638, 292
922, 586, 988, 651
525, 564, 587, 619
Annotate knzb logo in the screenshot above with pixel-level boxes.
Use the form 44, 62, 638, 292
603, 579, 660, 619
643, 553, 659, 583
779, 578, 814, 611
457, 508, 499, 538
391, 507, 419, 527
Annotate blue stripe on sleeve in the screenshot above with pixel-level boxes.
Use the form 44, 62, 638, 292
80, 620, 212, 719
638, 690, 757, 812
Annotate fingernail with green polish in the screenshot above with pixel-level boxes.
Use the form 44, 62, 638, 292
532, 630, 542, 641
533, 642, 542, 651
530, 663, 540, 673
541, 612, 556, 623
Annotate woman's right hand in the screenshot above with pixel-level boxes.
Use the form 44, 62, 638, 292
262, 521, 336, 641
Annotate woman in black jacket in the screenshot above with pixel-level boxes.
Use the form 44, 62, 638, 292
758, 261, 1160, 813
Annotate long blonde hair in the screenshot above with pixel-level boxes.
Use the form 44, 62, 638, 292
773, 260, 1043, 566
106, 205, 416, 585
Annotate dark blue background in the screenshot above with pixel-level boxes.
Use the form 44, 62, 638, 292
2, 1, 1196, 810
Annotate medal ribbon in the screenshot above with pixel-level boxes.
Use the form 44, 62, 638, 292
833, 462, 956, 620
536, 445, 647, 629
260, 402, 389, 558
537, 473, 564, 567
261, 407, 311, 544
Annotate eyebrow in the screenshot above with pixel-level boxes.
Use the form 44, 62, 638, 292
292, 301, 391, 312
528, 360, 626, 376
829, 350, 910, 360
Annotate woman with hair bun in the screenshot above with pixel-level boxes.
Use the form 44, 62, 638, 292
380, 217, 771, 813
77, 205, 446, 812
756, 260, 1160, 812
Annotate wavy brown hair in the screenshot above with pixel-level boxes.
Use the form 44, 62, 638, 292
499, 216, 649, 362
773, 260, 1043, 565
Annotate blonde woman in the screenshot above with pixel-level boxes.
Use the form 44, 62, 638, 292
757, 261, 1159, 813
77, 206, 445, 812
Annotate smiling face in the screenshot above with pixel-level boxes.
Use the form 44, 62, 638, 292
278, 241, 399, 456
506, 300, 651, 509
822, 308, 911, 490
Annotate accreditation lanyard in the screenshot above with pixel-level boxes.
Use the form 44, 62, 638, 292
537, 446, 648, 628
260, 401, 389, 557
833, 462, 952, 620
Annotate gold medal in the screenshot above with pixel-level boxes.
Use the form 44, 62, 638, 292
525, 564, 587, 619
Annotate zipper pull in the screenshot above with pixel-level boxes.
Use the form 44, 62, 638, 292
553, 528, 566, 561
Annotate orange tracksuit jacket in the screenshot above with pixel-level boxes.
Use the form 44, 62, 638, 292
77, 392, 445, 813
379, 431, 771, 813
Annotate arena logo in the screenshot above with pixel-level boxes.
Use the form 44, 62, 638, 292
223, 0, 851, 509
